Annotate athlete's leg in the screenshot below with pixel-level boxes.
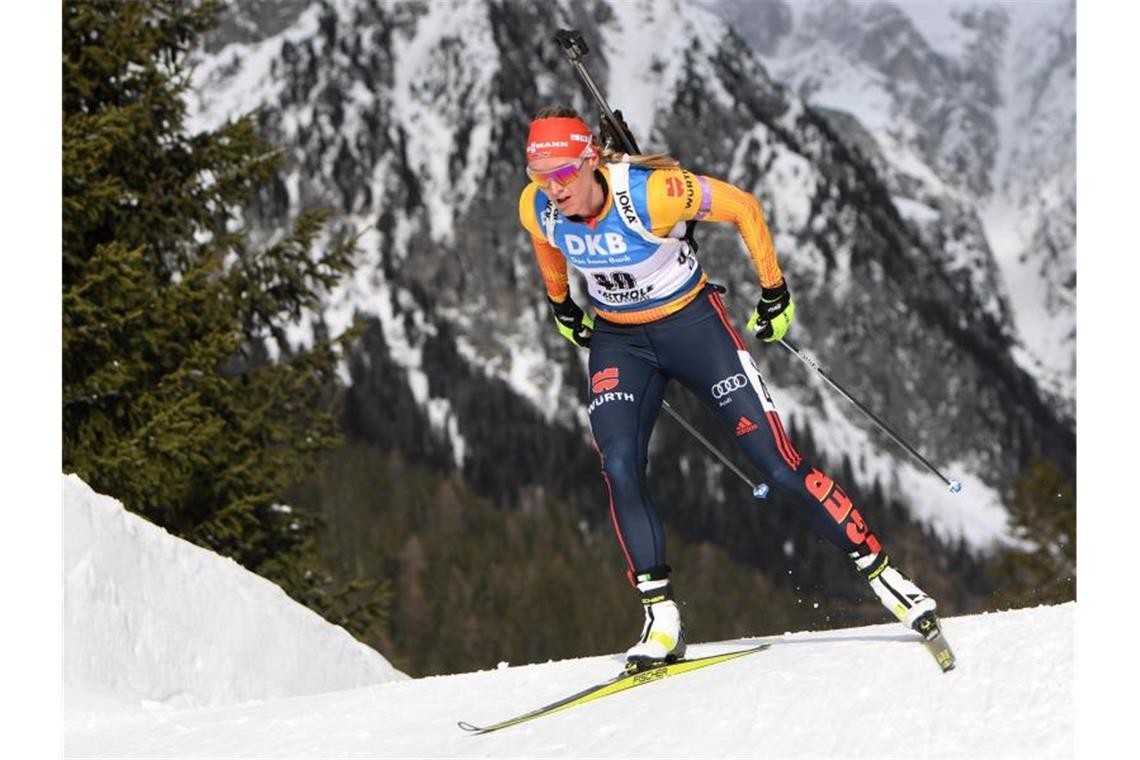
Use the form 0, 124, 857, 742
659, 290, 937, 629
587, 325, 669, 583
660, 290, 880, 555
589, 324, 686, 665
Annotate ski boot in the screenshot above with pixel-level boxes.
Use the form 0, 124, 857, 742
853, 551, 939, 633
853, 551, 956, 671
625, 569, 686, 672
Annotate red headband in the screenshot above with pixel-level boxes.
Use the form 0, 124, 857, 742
526, 117, 597, 162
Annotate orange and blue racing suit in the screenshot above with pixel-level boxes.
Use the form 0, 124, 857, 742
519, 162, 882, 583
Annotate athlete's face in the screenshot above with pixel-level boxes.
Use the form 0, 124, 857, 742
527, 155, 603, 218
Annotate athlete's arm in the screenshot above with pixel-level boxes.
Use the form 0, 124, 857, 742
645, 169, 784, 289
519, 183, 570, 302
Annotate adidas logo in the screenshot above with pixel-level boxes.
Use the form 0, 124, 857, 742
735, 416, 759, 436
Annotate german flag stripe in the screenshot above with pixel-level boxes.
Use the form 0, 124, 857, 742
770, 410, 798, 469
708, 291, 747, 351
765, 411, 802, 470
600, 469, 636, 584
772, 412, 802, 469
589, 434, 637, 584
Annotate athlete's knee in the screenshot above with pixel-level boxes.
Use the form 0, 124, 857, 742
736, 415, 803, 481
599, 438, 643, 492
765, 460, 806, 494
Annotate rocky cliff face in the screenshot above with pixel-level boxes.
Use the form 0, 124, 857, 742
706, 0, 1076, 414
188, 0, 1074, 569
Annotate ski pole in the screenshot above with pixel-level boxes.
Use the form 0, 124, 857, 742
777, 338, 963, 494
660, 400, 770, 500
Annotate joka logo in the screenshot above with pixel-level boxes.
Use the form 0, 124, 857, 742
711, 373, 748, 399
565, 233, 628, 257
592, 367, 620, 394
615, 189, 640, 227
735, 416, 759, 436
541, 201, 558, 225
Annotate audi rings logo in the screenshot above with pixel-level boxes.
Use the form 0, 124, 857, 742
711, 373, 748, 399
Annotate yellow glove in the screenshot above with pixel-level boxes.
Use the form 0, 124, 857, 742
548, 294, 594, 348
746, 281, 795, 343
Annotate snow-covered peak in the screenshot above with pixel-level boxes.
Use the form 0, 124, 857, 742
180, 0, 1073, 559
707, 0, 1076, 413
602, 0, 734, 141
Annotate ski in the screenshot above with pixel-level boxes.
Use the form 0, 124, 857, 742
914, 614, 957, 673
458, 643, 772, 735
921, 631, 956, 672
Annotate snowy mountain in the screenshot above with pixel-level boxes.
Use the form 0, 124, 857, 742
184, 0, 1075, 566
64, 476, 1074, 758
706, 0, 1076, 413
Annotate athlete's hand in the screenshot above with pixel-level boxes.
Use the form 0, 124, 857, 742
746, 281, 795, 343
548, 294, 594, 348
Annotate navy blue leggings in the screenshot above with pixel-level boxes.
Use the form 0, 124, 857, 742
587, 286, 882, 583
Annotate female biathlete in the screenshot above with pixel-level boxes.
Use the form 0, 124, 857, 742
518, 107, 941, 669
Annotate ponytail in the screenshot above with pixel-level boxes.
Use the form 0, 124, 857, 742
599, 145, 681, 170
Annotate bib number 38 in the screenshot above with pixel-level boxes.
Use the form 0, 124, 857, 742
593, 271, 637, 291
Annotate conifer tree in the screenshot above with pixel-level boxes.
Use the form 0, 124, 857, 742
63, 0, 358, 608
990, 456, 1076, 608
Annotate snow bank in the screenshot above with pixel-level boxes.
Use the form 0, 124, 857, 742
63, 474, 405, 721
67, 603, 1075, 758
60, 479, 1075, 758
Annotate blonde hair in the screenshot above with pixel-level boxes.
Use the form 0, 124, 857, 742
532, 105, 681, 169
600, 145, 680, 169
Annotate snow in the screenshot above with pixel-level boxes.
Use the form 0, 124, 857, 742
892, 2, 975, 61
603, 1, 697, 144
743, 344, 1011, 550
809, 397, 1009, 550
180, 0, 1052, 546
388, 1, 500, 244
893, 195, 941, 224
63, 476, 1074, 758
976, 1, 1076, 406
740, 0, 1075, 409
785, 50, 897, 135
740, 127, 818, 233
63, 474, 405, 735
185, 5, 323, 134
372, 282, 470, 467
